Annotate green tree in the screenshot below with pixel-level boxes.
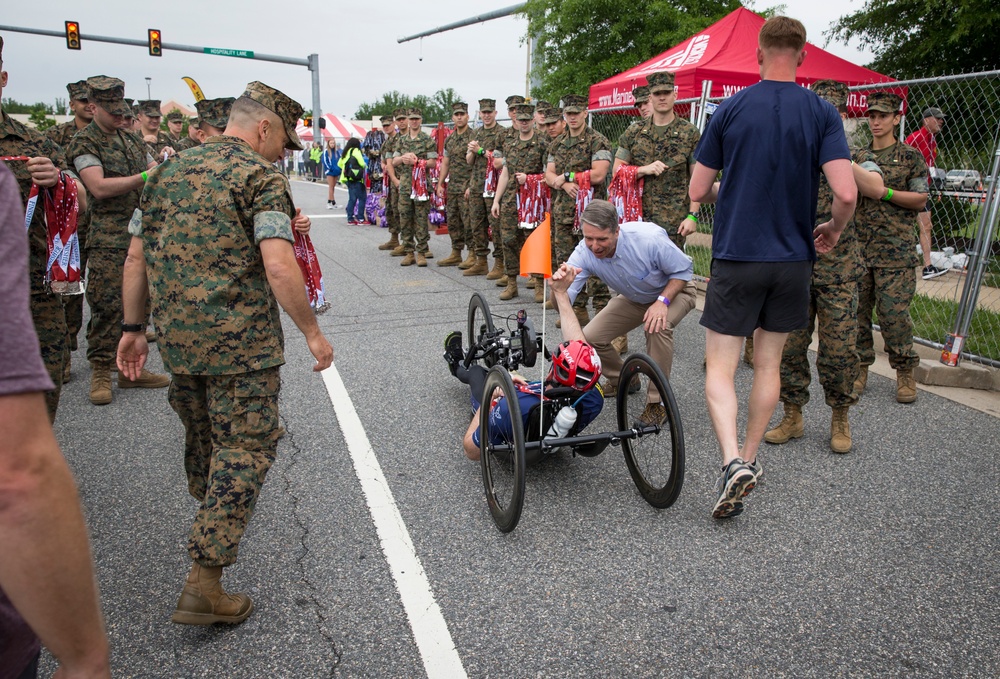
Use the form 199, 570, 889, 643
54, 97, 68, 115
518, 0, 741, 102
28, 109, 55, 131
354, 88, 463, 123
826, 0, 1000, 78
1, 98, 54, 114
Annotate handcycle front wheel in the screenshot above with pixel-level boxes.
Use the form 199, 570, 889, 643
480, 365, 527, 533
616, 353, 685, 509
467, 292, 497, 368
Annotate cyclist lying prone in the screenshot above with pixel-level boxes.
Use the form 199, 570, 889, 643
444, 266, 605, 462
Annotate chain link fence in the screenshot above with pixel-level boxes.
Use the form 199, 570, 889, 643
591, 70, 1000, 367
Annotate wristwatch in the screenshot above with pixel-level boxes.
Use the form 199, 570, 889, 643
564, 171, 572, 182
121, 321, 144, 333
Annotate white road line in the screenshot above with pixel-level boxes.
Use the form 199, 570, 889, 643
321, 365, 467, 679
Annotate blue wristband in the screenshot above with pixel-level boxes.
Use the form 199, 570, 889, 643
657, 295, 670, 306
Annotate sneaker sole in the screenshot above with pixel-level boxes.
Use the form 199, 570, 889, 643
712, 468, 756, 519
922, 270, 948, 280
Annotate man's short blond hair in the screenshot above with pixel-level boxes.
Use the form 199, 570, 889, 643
758, 16, 806, 53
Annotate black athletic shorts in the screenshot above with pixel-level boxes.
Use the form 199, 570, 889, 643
700, 259, 813, 337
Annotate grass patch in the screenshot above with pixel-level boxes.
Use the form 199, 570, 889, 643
686, 244, 712, 278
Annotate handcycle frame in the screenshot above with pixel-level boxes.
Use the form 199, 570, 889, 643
465, 292, 685, 533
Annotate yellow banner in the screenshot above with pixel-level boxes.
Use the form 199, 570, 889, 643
181, 77, 205, 102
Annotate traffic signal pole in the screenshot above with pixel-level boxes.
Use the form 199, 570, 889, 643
0, 23, 322, 142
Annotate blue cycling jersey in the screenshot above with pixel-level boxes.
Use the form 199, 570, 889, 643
472, 381, 603, 447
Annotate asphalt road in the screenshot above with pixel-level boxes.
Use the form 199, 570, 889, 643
46, 177, 999, 678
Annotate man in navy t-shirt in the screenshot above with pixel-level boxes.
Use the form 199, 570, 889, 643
688, 15, 857, 520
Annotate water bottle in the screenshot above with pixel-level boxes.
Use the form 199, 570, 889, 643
546, 406, 578, 438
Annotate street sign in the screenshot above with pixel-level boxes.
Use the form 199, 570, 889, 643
203, 47, 254, 58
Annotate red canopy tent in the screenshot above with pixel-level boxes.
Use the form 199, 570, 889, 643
296, 114, 369, 142
589, 7, 897, 115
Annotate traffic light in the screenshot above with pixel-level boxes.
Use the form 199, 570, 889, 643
318, 117, 326, 129
65, 21, 81, 50
148, 29, 162, 57
303, 116, 312, 128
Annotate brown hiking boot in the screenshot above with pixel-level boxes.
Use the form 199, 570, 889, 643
854, 365, 869, 395
400, 252, 416, 266
416, 252, 428, 267
462, 256, 489, 276
485, 259, 504, 280
171, 563, 253, 626
90, 363, 112, 405
457, 253, 477, 270
743, 336, 754, 366
764, 403, 803, 444
438, 249, 463, 266
896, 369, 917, 403
118, 368, 170, 389
495, 274, 509, 287
378, 234, 400, 251
830, 406, 852, 453
534, 285, 545, 304
499, 279, 519, 300
611, 335, 629, 355
390, 244, 407, 257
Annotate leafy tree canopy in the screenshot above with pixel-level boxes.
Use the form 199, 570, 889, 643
518, 0, 742, 102
827, 0, 1000, 78
354, 88, 464, 123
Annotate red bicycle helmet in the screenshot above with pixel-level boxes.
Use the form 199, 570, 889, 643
548, 340, 602, 391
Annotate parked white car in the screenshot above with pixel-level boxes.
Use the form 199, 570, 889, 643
945, 169, 982, 191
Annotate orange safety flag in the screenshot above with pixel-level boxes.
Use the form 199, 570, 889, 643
519, 213, 552, 278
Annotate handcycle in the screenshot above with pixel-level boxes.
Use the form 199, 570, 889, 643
464, 292, 685, 533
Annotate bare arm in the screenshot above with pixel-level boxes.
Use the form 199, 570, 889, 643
814, 158, 858, 253
880, 187, 927, 211
78, 165, 146, 201
116, 236, 150, 380
436, 156, 450, 196
852, 162, 885, 199
0, 392, 111, 678
260, 238, 334, 372
589, 159, 611, 186
548, 264, 586, 341
688, 162, 720, 203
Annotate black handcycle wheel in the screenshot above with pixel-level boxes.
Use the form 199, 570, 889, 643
467, 292, 497, 368
616, 353, 685, 509
480, 366, 526, 533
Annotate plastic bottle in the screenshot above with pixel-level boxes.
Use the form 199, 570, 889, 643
546, 406, 578, 438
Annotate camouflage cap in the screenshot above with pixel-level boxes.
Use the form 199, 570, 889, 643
535, 100, 553, 111
165, 110, 184, 123
408, 107, 422, 119
866, 91, 902, 114
505, 95, 525, 107
136, 100, 162, 117
543, 107, 564, 124
478, 98, 496, 113
632, 85, 650, 104
189, 116, 200, 126
87, 76, 131, 116
451, 101, 469, 114
810, 79, 848, 108
195, 97, 235, 130
380, 114, 394, 124
560, 94, 588, 114
512, 103, 535, 121
645, 71, 675, 94
393, 107, 407, 120
66, 80, 89, 101
240, 81, 303, 150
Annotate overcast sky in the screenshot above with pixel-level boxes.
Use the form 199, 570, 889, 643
1, 1, 873, 120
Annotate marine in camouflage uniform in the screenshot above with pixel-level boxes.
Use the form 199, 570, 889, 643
767, 81, 865, 453
46, 80, 94, 371
0, 90, 71, 418
614, 85, 651, 155
853, 91, 928, 402
546, 94, 614, 314
194, 97, 234, 138
391, 107, 437, 264
467, 98, 506, 276
491, 103, 547, 299
614, 73, 700, 248
379, 109, 406, 253
120, 82, 332, 624
165, 110, 197, 151
66, 76, 169, 405
136, 99, 175, 158
438, 101, 475, 266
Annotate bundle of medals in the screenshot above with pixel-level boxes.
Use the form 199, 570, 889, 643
21, 167, 84, 295
572, 170, 594, 233
608, 164, 644, 223
517, 173, 550, 229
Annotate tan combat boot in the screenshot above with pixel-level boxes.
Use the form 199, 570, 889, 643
89, 363, 112, 405
764, 403, 803, 444
499, 278, 519, 301
896, 368, 917, 403
457, 253, 477, 270
611, 335, 629, 354
525, 277, 536, 289
495, 274, 509, 287
462, 256, 489, 276
400, 252, 416, 266
171, 562, 253, 626
534, 284, 545, 304
854, 365, 869, 395
830, 406, 852, 453
119, 369, 170, 389
390, 243, 407, 257
485, 258, 504, 280
416, 252, 428, 267
574, 306, 590, 328
378, 233, 400, 251
437, 249, 463, 266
